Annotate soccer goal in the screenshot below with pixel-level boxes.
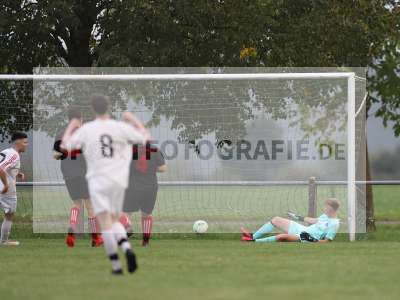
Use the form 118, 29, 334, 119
0, 68, 367, 240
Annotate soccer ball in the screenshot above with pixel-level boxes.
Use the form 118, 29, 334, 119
193, 220, 208, 234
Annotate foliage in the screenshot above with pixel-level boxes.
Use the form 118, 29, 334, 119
0, 1, 398, 140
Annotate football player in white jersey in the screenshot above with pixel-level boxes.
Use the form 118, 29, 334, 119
61, 95, 148, 275
0, 132, 28, 246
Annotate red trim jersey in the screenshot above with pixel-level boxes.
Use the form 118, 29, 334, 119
0, 148, 21, 198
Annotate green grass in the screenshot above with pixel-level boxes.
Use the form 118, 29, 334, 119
1, 185, 398, 300
373, 185, 400, 221
1, 226, 400, 300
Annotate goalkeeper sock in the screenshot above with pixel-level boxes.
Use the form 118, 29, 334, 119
102, 229, 122, 271
0, 219, 12, 242
253, 222, 275, 239
255, 236, 277, 243
112, 222, 132, 253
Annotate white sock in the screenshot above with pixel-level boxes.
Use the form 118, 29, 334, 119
102, 229, 122, 271
1, 220, 12, 242
112, 222, 132, 253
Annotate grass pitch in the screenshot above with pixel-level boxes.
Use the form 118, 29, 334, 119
1, 226, 399, 300
2, 185, 399, 299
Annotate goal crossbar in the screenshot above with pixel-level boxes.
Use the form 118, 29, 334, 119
0, 72, 354, 81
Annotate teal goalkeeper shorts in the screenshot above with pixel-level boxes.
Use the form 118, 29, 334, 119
288, 221, 307, 237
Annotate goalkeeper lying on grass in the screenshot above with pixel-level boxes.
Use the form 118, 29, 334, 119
241, 198, 340, 243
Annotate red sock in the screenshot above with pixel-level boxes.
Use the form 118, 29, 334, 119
141, 215, 153, 242
119, 214, 132, 230
88, 217, 100, 237
69, 207, 80, 231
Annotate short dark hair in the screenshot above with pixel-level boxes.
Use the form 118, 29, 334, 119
90, 94, 110, 115
67, 107, 82, 121
11, 131, 27, 142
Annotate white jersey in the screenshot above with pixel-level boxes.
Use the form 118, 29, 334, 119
63, 118, 145, 188
0, 148, 21, 198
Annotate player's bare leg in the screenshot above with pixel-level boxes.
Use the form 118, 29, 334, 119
141, 212, 153, 246
275, 234, 300, 242
0, 212, 19, 246
66, 201, 82, 247
84, 199, 103, 247
270, 217, 291, 232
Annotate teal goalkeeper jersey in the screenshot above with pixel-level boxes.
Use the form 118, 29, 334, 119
305, 214, 340, 240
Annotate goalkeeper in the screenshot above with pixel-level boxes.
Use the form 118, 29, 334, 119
241, 198, 340, 243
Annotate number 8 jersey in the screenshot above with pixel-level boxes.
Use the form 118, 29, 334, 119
63, 119, 146, 189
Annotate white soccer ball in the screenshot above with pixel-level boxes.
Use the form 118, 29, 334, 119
193, 220, 208, 234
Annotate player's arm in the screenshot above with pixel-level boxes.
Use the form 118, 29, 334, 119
0, 152, 17, 194
322, 223, 339, 242
156, 149, 166, 173
157, 164, 167, 173
17, 171, 25, 181
61, 119, 83, 151
0, 167, 8, 194
287, 212, 317, 224
303, 217, 318, 225
53, 151, 63, 160
122, 111, 151, 142
53, 146, 64, 160
53, 136, 67, 160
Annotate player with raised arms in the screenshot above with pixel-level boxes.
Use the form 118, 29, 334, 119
0, 132, 28, 246
61, 95, 149, 274
53, 108, 103, 248
241, 198, 340, 243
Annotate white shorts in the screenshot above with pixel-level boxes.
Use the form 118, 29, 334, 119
88, 177, 126, 215
0, 196, 17, 214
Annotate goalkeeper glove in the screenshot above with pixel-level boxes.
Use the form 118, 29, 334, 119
287, 212, 305, 222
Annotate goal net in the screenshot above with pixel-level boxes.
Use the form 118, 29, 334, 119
1, 68, 367, 239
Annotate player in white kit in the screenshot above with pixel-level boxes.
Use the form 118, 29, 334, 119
0, 132, 28, 246
62, 95, 148, 275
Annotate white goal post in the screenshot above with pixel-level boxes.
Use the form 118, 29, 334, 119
1, 72, 358, 240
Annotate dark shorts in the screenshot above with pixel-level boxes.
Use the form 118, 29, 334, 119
123, 184, 158, 214
65, 177, 90, 201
